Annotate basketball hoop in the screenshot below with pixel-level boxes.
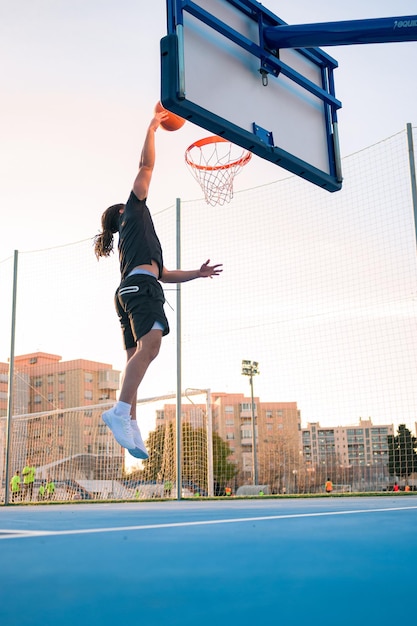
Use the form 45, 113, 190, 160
185, 136, 252, 206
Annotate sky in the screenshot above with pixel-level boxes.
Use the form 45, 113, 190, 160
1, 0, 417, 443
1, 0, 417, 259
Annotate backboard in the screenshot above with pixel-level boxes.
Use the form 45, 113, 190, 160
161, 0, 343, 192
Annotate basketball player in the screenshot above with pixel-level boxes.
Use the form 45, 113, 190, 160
94, 110, 222, 458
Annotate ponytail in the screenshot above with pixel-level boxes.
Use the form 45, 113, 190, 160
94, 203, 124, 259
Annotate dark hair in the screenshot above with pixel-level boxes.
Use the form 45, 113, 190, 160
94, 204, 124, 259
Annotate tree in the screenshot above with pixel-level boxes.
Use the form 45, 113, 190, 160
137, 422, 237, 495
212, 431, 237, 495
388, 424, 417, 479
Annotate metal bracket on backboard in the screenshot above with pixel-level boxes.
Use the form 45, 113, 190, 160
253, 123, 274, 147
259, 56, 281, 85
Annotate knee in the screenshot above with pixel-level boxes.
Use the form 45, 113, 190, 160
140, 335, 161, 362
147, 342, 161, 362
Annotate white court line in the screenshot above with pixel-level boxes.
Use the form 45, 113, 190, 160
1, 504, 416, 540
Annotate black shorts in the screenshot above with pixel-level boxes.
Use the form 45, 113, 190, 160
115, 274, 170, 350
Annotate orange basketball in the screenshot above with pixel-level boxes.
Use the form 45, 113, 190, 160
154, 101, 185, 131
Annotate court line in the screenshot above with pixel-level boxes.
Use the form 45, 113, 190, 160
0, 504, 416, 540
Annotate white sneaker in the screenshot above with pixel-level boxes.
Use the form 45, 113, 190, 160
128, 421, 149, 460
102, 407, 136, 449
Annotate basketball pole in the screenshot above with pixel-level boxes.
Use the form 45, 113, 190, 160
263, 16, 417, 49
406, 123, 417, 253
4, 250, 18, 506
175, 197, 182, 501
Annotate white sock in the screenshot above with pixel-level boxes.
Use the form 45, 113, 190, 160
114, 401, 131, 416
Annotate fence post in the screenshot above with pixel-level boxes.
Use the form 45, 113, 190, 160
406, 123, 417, 251
176, 198, 182, 500
4, 250, 18, 506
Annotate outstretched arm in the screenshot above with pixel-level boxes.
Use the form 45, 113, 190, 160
160, 259, 223, 284
132, 111, 168, 201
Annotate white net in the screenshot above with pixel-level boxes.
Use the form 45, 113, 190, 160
185, 136, 252, 206
1, 127, 417, 502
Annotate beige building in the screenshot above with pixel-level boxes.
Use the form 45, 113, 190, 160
301, 418, 394, 490
156, 392, 301, 492
0, 352, 121, 480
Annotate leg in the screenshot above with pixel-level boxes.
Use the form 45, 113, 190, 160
102, 329, 162, 454
122, 330, 162, 458
104, 283, 166, 452
119, 328, 162, 405
124, 346, 137, 420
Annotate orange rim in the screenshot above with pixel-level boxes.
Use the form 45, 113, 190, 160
185, 136, 252, 171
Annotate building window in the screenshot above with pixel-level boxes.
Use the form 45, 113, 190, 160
84, 390, 93, 400
34, 395, 42, 404
226, 433, 235, 440
85, 372, 93, 383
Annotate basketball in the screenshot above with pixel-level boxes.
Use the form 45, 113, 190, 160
154, 101, 185, 131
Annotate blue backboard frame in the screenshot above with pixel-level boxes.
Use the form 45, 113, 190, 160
162, 0, 343, 192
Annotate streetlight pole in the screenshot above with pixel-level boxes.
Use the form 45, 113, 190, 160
241, 360, 259, 486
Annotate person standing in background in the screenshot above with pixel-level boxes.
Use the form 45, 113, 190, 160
22, 460, 36, 501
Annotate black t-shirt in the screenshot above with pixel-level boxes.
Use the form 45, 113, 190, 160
118, 191, 163, 280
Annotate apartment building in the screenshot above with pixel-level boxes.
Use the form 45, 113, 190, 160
156, 391, 302, 491
301, 418, 394, 489
0, 352, 121, 479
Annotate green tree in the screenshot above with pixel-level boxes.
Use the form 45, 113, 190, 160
388, 424, 417, 479
141, 424, 168, 482
138, 422, 237, 495
212, 431, 237, 496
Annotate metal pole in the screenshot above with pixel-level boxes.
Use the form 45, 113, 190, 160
175, 198, 182, 500
264, 16, 417, 50
206, 389, 214, 496
406, 123, 417, 248
4, 250, 18, 506
250, 374, 258, 485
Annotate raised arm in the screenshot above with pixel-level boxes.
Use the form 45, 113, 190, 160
132, 111, 168, 201
160, 260, 223, 284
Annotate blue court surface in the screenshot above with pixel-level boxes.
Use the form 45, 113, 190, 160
1, 496, 416, 626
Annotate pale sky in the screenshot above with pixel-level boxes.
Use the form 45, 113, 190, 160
1, 0, 417, 258
1, 1, 417, 440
